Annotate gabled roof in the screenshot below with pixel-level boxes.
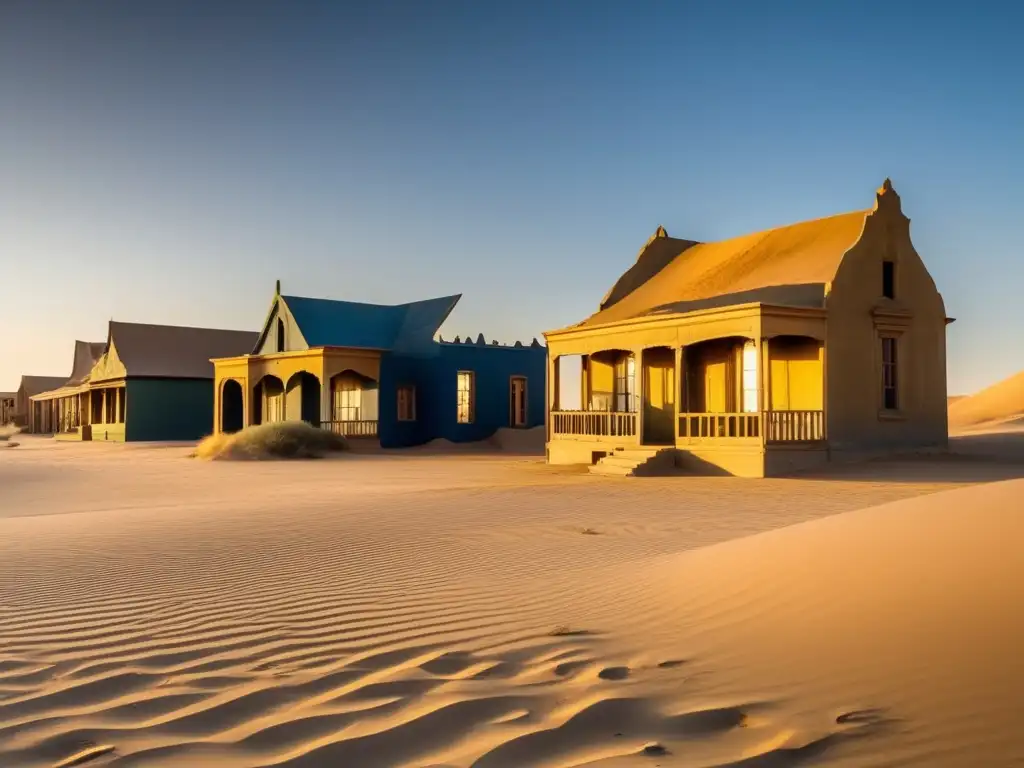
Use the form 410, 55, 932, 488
570, 182, 914, 330
581, 209, 868, 327
18, 375, 68, 398
67, 340, 108, 386
107, 321, 259, 379
269, 292, 461, 354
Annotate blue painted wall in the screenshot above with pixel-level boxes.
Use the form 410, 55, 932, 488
378, 342, 546, 448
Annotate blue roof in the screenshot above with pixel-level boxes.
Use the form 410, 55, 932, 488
281, 294, 460, 355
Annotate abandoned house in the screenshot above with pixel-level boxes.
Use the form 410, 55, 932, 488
210, 284, 546, 447
544, 179, 951, 477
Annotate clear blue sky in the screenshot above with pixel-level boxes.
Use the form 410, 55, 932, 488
2, 1, 1021, 395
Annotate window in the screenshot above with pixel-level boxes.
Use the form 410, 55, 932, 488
613, 354, 637, 413
510, 376, 527, 427
333, 378, 361, 422
881, 336, 899, 410
276, 318, 285, 353
457, 371, 475, 423
741, 342, 758, 413
397, 384, 416, 421
882, 260, 895, 299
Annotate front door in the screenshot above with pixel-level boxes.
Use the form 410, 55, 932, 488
704, 356, 729, 413
643, 359, 675, 444
510, 376, 527, 427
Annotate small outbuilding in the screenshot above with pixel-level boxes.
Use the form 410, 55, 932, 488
211, 285, 546, 448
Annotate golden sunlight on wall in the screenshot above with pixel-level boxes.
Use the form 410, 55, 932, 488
769, 337, 823, 411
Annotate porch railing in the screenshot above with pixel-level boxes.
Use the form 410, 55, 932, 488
552, 410, 637, 438
322, 419, 379, 438
764, 410, 824, 442
550, 409, 824, 444
679, 412, 761, 439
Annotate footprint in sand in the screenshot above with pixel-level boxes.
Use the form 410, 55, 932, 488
598, 666, 630, 681
657, 659, 685, 669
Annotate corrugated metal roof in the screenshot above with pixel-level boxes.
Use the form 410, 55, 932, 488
281, 293, 460, 354
109, 321, 259, 379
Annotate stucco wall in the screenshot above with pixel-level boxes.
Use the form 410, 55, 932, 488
126, 378, 215, 442
825, 201, 948, 452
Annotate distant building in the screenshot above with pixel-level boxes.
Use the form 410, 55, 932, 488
210, 285, 546, 447
25, 340, 106, 435
544, 179, 952, 477
15, 376, 67, 430
0, 392, 16, 425
30, 323, 256, 441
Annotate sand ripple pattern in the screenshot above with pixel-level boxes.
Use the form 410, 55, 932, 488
0, 449, 974, 766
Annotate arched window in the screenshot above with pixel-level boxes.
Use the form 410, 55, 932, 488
276, 318, 285, 353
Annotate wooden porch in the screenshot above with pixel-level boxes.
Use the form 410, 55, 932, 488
544, 303, 829, 475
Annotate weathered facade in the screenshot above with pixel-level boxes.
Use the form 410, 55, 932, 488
31, 323, 257, 442
211, 285, 546, 447
544, 180, 951, 477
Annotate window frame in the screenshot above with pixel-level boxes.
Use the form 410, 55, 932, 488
397, 384, 416, 422
880, 335, 899, 411
456, 370, 475, 424
613, 353, 637, 413
509, 375, 528, 427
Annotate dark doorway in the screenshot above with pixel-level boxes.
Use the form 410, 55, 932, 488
253, 375, 285, 425
221, 379, 244, 433
286, 371, 321, 426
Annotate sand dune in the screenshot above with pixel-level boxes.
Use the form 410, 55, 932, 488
949, 370, 1024, 431
1, 439, 1022, 766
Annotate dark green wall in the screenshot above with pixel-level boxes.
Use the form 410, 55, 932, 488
125, 378, 214, 442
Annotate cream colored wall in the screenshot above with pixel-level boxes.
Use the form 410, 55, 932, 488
769, 337, 823, 411
825, 194, 948, 451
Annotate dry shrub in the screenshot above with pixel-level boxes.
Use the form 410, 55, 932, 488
193, 421, 349, 461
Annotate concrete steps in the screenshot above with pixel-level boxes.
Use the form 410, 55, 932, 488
588, 447, 677, 477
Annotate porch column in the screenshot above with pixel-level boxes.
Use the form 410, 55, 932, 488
580, 354, 589, 411
634, 348, 645, 444
241, 378, 250, 430
319, 376, 332, 427
212, 377, 222, 435
760, 337, 770, 444
546, 353, 559, 442
674, 346, 683, 440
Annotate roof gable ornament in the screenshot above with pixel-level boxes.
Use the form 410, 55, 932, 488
275, 279, 281, 296
873, 177, 903, 215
